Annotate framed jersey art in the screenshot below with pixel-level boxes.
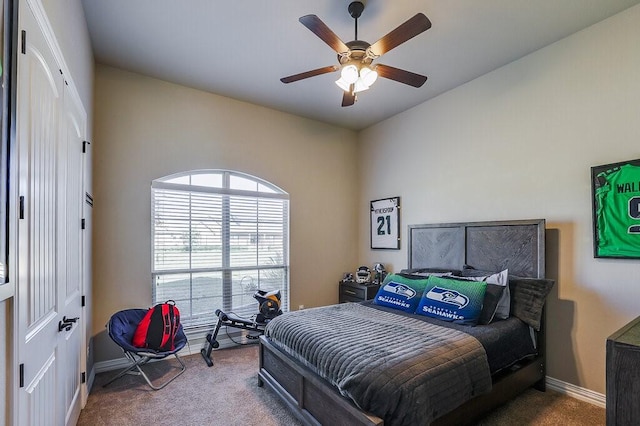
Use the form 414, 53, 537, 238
371, 197, 400, 249
591, 159, 640, 258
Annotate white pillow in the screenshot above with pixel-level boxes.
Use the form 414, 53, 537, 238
466, 269, 509, 319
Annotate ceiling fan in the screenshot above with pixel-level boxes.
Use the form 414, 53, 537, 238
280, 1, 431, 107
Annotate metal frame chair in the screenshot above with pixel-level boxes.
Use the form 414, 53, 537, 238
104, 308, 188, 390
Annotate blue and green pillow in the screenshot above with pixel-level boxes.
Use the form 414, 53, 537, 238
415, 275, 487, 325
373, 273, 430, 313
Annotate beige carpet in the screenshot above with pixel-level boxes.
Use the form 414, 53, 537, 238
78, 344, 605, 425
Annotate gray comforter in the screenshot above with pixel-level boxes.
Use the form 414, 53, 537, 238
264, 303, 492, 426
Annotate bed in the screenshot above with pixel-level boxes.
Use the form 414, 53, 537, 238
258, 219, 553, 425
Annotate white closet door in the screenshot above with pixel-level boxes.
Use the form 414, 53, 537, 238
60, 81, 86, 426
15, 1, 83, 425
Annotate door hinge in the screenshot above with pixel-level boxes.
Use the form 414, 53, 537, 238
81, 372, 86, 384
19, 364, 24, 388
82, 140, 90, 153
19, 196, 24, 219
81, 218, 85, 230
21, 30, 26, 54
81, 295, 86, 307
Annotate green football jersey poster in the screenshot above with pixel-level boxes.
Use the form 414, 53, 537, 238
592, 160, 640, 258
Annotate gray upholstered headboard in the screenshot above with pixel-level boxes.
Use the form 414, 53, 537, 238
408, 219, 545, 278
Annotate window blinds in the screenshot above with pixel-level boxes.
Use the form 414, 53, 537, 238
151, 172, 289, 329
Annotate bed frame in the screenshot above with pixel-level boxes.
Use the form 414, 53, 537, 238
258, 219, 547, 426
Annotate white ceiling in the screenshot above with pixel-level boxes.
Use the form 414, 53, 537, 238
81, 0, 640, 130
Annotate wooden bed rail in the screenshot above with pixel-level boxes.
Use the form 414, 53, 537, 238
258, 335, 383, 426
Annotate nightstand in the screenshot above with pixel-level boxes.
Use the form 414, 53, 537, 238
339, 281, 380, 303
607, 316, 640, 425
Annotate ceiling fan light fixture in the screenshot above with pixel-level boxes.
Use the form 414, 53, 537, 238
340, 64, 359, 84
360, 66, 378, 87
335, 77, 351, 92
353, 78, 370, 93
281, 3, 431, 107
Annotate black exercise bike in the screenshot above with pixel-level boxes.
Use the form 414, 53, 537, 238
200, 289, 282, 367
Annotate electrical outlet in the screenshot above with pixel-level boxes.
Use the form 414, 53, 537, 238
298, 304, 305, 310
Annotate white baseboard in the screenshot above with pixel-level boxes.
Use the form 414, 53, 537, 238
94, 357, 130, 374
546, 376, 606, 408
94, 332, 247, 373
87, 367, 96, 393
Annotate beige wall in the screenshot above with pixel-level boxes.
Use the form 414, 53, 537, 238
358, 4, 640, 394
91, 65, 359, 361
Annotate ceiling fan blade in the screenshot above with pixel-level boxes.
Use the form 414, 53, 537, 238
299, 15, 349, 54
368, 13, 432, 57
376, 64, 427, 88
280, 65, 339, 84
342, 87, 356, 107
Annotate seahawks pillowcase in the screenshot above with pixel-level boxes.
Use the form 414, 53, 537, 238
415, 275, 487, 325
373, 273, 430, 313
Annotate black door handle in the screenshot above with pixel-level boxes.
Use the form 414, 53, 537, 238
58, 316, 80, 332
58, 320, 72, 332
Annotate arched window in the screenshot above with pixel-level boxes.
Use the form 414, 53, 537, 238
151, 170, 289, 330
